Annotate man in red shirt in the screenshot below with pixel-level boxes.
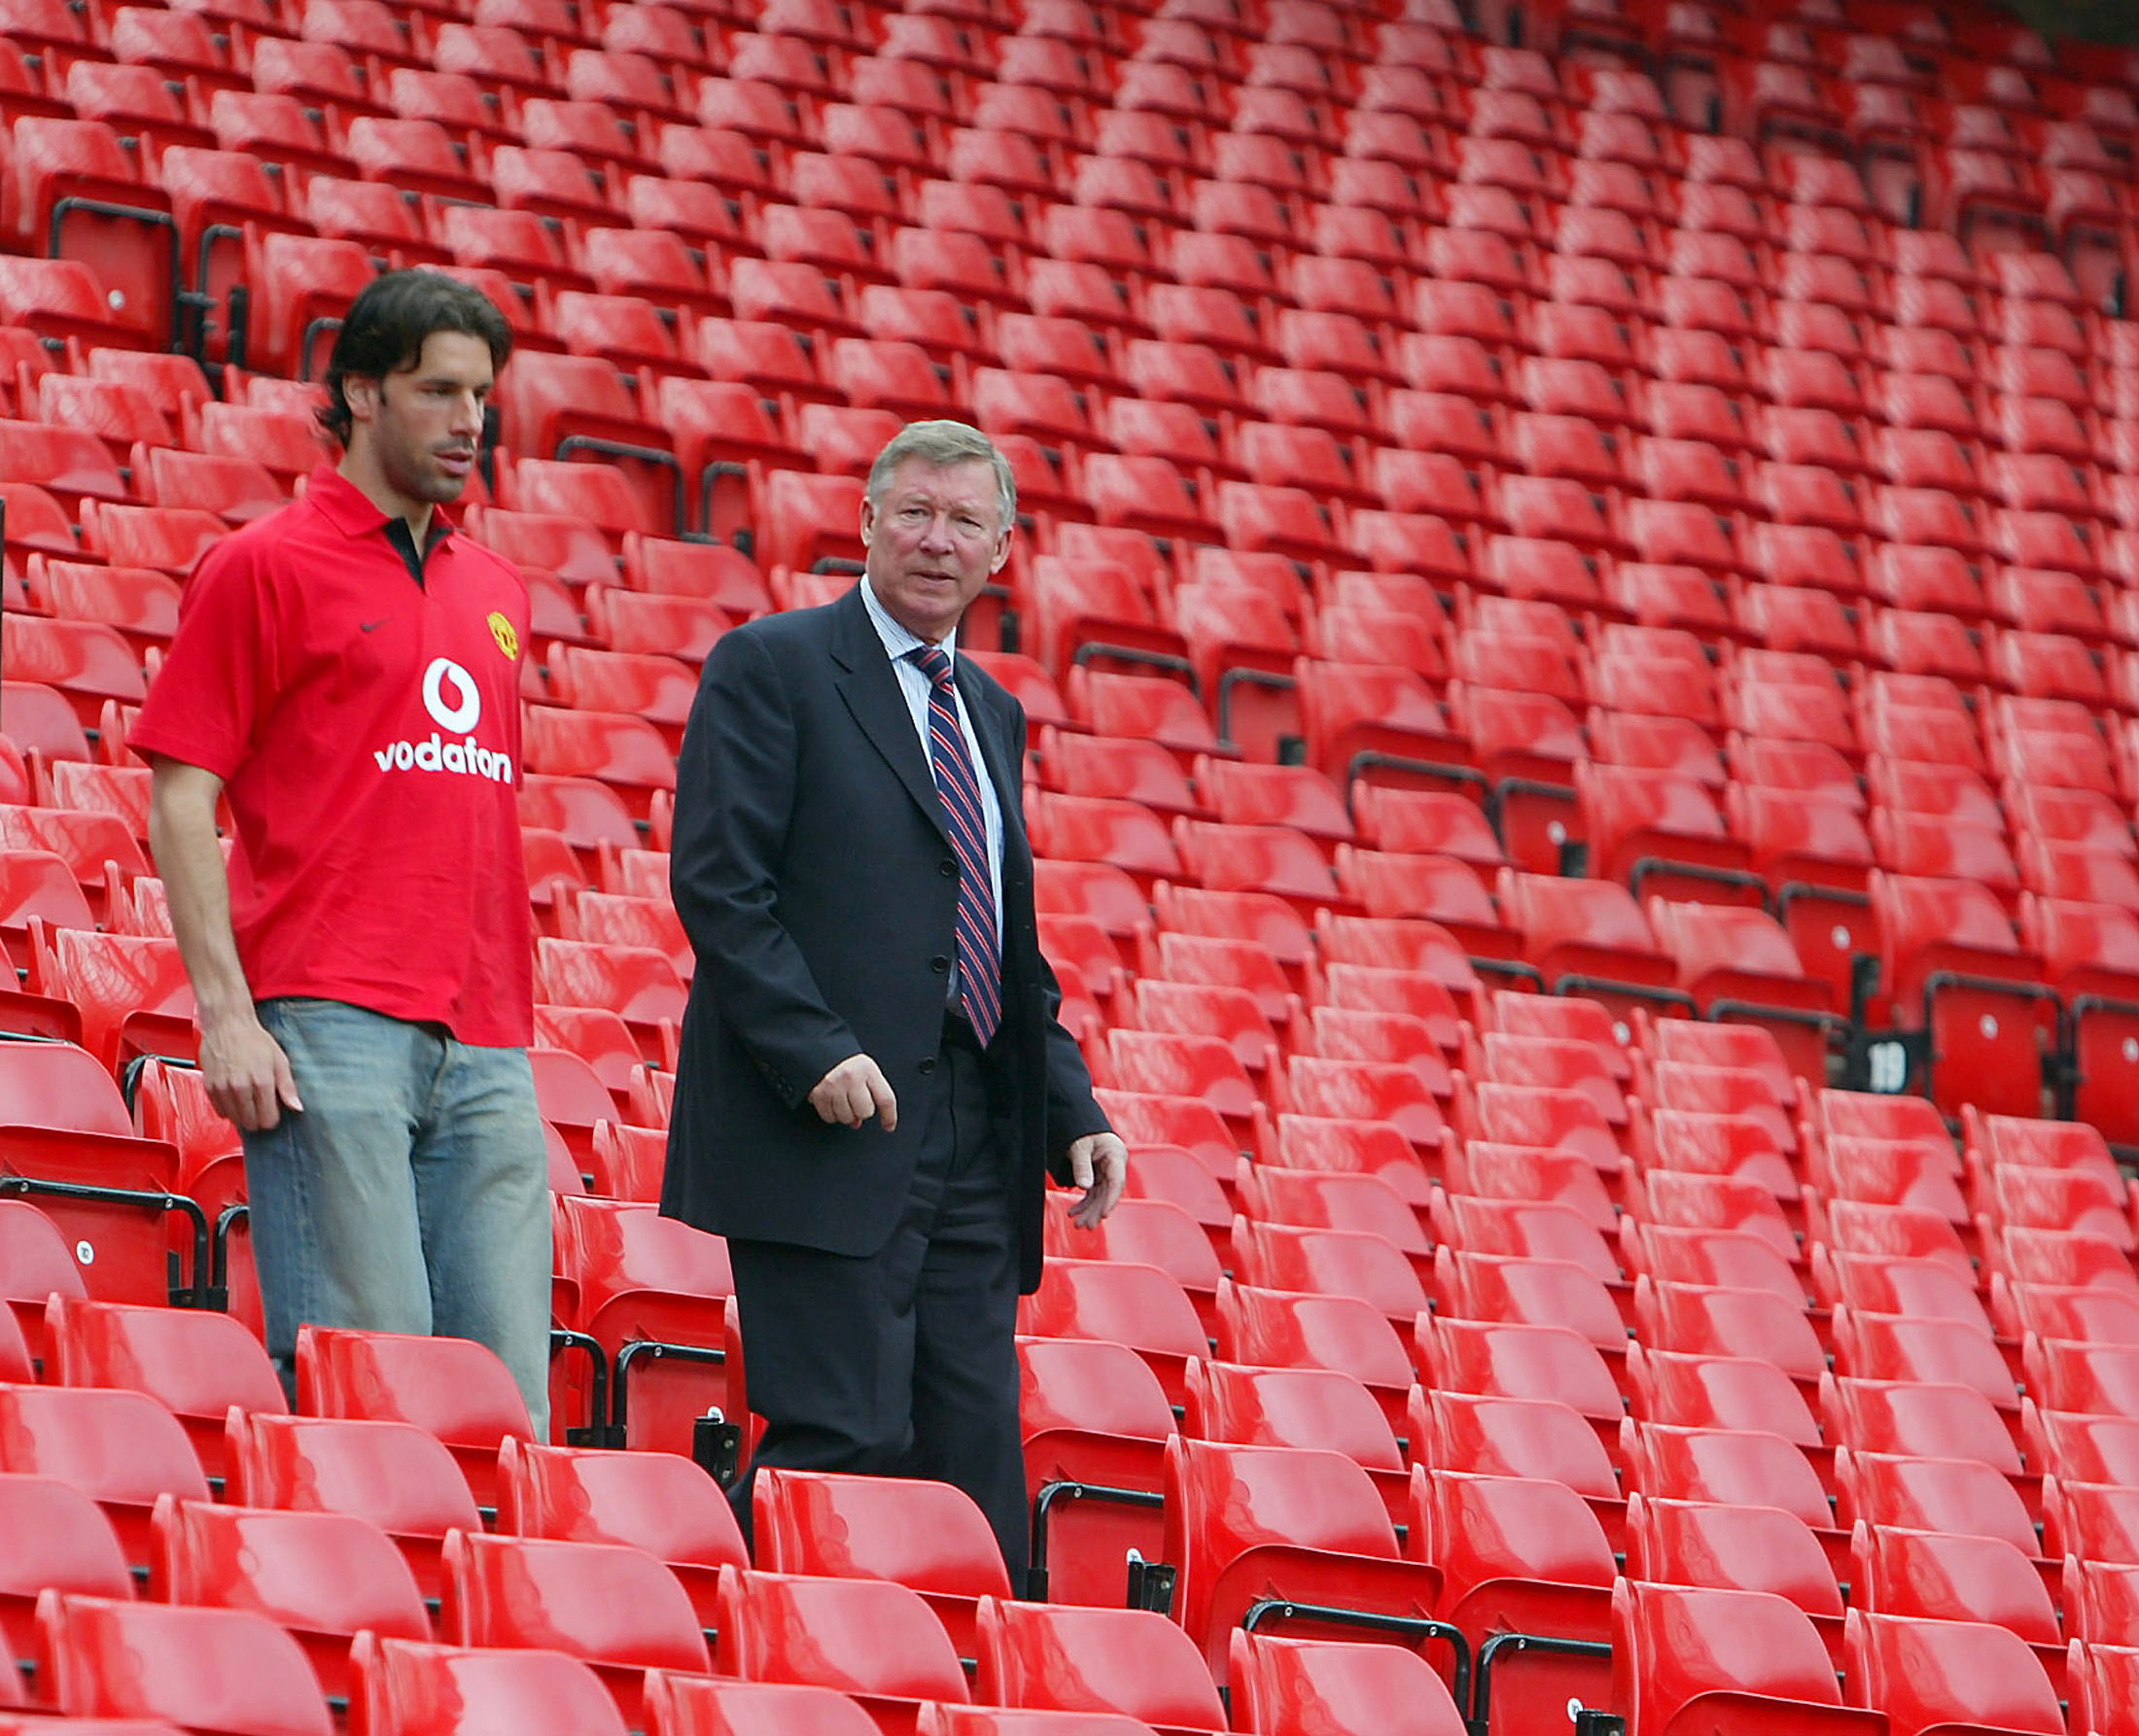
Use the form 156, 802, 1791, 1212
135, 272, 549, 1429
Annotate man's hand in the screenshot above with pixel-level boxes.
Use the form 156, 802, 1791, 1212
199, 1012, 303, 1131
1065, 1131, 1129, 1230
809, 1054, 899, 1130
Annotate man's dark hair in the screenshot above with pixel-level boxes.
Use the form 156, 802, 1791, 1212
317, 270, 514, 446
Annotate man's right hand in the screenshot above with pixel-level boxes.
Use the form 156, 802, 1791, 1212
809, 1054, 898, 1130
199, 1013, 304, 1131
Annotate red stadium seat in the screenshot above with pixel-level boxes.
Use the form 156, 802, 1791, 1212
712, 1565, 968, 1731
1609, 1580, 1883, 1736
439, 1529, 708, 1723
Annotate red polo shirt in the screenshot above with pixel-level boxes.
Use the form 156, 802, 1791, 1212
132, 466, 535, 1047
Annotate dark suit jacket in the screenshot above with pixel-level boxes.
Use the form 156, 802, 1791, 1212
660, 584, 1111, 1291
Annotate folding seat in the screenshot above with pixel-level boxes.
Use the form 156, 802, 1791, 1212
1128, 977, 1283, 1081
0, 1383, 211, 1572
1869, 599, 1993, 690
1995, 629, 2114, 710
45, 1294, 285, 1480
148, 1495, 430, 1704
1433, 1244, 1625, 1374
1850, 1522, 2064, 1692
573, 29, 706, 107
1835, 1447, 2041, 1563
31, 1590, 330, 1733
495, 1439, 751, 1635
1490, 871, 1684, 1020
1860, 871, 2055, 1118
1871, 811, 2019, 913
0, 1469, 137, 1692
1637, 1165, 1802, 1268
1626, 1335, 1821, 1483
1619, 1416, 1836, 1541
223, 1402, 478, 1608
1253, 1114, 1430, 1217
1159, 1437, 1444, 1687
1230, 1215, 1429, 1334
1844, 1608, 2064, 1736
1041, 731, 1199, 824
438, 1529, 707, 1724
1830, 1308, 2017, 1424
6, 118, 179, 348
351, 1635, 643, 1736
1572, 764, 1761, 906
2044, 1477, 2139, 1572
750, 1469, 1010, 1660
517, 96, 654, 183
972, 1599, 1228, 1734
714, 1564, 973, 1733
2072, 1639, 2139, 1736
1821, 1375, 2025, 1497
2025, 1337, 2139, 1424
65, 60, 217, 156
1421, 1317, 1624, 1449
1626, 1492, 1842, 1658
0, 418, 128, 519
550, 290, 693, 382
1010, 1331, 1176, 1608
1403, 1465, 1621, 1730
40, 376, 180, 474
1976, 1156, 2136, 1249
1464, 1029, 1625, 1130
1610, 1580, 1885, 1736
1230, 1631, 1470, 1736
1635, 1277, 1823, 1395
2025, 1347, 2139, 1475
295, 1325, 533, 1509
1021, 1256, 1208, 1407
1344, 790, 1493, 876
1437, 1163, 1617, 1273
1030, 791, 1182, 891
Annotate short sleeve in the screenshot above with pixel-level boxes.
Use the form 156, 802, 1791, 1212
128, 535, 277, 781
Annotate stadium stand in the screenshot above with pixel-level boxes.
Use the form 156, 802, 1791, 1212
10, 0, 2139, 1729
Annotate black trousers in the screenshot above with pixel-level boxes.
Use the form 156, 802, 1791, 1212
724, 1021, 1030, 1582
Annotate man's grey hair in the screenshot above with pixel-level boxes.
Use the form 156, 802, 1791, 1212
866, 420, 1017, 532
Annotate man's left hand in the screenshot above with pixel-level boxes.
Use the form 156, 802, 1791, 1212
1065, 1131, 1129, 1230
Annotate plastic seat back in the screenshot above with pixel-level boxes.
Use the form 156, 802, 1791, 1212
1842, 1607, 2062, 1736
712, 1565, 968, 1713
440, 1530, 709, 1722
754, 1468, 1011, 1656
973, 1598, 1227, 1732
34, 1590, 332, 1736
351, 1633, 629, 1736
1228, 1630, 1470, 1736
150, 1496, 429, 1700
0, 1472, 131, 1664
296, 1326, 532, 1508
1619, 1580, 1889, 1735
1161, 1436, 1438, 1685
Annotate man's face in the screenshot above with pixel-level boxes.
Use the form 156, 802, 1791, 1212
347, 330, 494, 508
859, 456, 1011, 645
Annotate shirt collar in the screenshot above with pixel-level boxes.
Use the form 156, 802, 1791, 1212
305, 463, 457, 549
859, 575, 957, 670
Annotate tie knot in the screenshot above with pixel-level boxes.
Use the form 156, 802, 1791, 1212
911, 644, 954, 689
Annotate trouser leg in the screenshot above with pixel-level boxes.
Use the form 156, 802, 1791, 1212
241, 999, 432, 1401
413, 1036, 554, 1441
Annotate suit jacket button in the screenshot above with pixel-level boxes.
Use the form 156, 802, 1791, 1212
919, 1057, 937, 1076
930, 955, 949, 973
939, 859, 957, 878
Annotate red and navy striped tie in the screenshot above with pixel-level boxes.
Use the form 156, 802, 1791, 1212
912, 645, 1002, 1045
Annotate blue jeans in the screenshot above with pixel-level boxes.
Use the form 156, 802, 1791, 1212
241, 998, 552, 1439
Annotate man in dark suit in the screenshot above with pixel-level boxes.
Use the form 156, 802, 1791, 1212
661, 421, 1128, 1579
